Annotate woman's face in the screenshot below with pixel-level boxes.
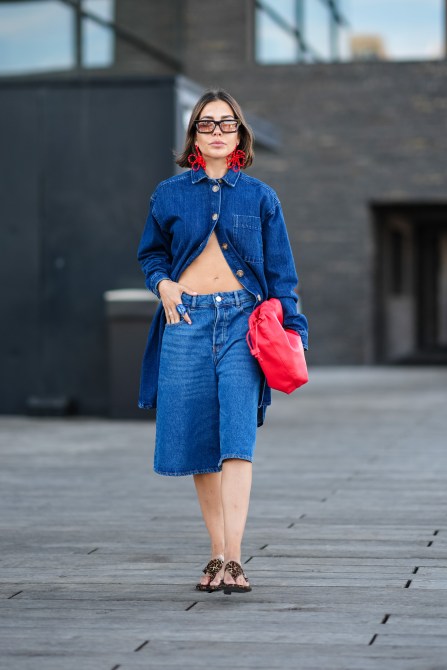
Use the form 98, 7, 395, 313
194, 100, 241, 164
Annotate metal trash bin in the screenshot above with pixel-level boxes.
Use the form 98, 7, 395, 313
104, 289, 158, 419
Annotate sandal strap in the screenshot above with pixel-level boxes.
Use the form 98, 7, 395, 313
224, 560, 247, 580
202, 557, 224, 578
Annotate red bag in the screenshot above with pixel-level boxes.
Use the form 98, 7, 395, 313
246, 298, 308, 394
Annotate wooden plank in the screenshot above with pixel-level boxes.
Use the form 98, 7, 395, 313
1, 367, 447, 669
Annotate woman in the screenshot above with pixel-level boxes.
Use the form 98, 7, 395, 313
137, 89, 309, 594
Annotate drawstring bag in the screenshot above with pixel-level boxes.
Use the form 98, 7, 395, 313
246, 298, 308, 394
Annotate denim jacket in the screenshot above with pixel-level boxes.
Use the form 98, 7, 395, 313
137, 165, 309, 427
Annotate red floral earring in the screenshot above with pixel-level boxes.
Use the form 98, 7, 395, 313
188, 143, 207, 171
226, 144, 246, 172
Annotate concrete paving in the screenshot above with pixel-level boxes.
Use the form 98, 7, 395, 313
1, 366, 446, 670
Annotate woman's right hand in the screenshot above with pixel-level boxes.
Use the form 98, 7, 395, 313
158, 279, 197, 325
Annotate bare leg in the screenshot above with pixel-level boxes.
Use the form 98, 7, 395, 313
193, 471, 225, 587
221, 458, 252, 587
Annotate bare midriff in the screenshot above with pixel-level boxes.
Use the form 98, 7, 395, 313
177, 231, 244, 294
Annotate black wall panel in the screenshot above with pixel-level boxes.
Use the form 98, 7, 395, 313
0, 76, 177, 414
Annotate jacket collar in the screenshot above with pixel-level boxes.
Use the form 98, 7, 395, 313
190, 165, 241, 187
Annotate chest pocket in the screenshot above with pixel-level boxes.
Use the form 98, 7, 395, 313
232, 215, 264, 264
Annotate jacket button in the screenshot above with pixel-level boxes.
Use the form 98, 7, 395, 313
212, 185, 219, 192
236, 269, 244, 277
221, 242, 228, 250
257, 294, 261, 300
212, 213, 218, 220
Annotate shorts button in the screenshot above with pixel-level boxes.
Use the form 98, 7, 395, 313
236, 269, 244, 277
221, 242, 228, 250
212, 213, 218, 220
216, 295, 222, 302
212, 185, 219, 192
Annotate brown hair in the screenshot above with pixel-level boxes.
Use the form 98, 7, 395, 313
175, 89, 254, 169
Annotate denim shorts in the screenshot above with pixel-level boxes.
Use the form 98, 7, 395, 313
154, 288, 262, 476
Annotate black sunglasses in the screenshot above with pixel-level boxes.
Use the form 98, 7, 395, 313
195, 118, 241, 133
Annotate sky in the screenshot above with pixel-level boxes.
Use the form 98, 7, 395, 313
345, 0, 444, 59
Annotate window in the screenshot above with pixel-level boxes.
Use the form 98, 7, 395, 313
0, 0, 114, 76
255, 1, 301, 64
82, 0, 114, 68
0, 1, 75, 75
306, 0, 331, 60
255, 0, 347, 64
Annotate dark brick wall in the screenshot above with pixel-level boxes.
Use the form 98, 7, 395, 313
113, 0, 183, 75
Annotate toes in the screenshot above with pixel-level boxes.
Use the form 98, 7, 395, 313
236, 575, 249, 587
211, 568, 225, 585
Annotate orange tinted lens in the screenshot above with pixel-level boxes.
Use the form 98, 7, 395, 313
221, 121, 238, 132
197, 121, 214, 132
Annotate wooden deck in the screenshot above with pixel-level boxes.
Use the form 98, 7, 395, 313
1, 366, 447, 669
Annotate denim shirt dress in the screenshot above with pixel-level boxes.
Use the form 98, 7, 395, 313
136, 165, 309, 427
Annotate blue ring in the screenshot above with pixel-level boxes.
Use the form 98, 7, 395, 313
176, 304, 187, 316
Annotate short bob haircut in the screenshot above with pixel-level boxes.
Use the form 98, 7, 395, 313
175, 89, 254, 169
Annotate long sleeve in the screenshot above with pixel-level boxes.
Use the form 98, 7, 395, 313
137, 193, 172, 299
262, 198, 309, 350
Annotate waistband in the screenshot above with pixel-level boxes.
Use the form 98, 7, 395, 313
181, 287, 256, 308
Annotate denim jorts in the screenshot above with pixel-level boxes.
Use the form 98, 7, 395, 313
154, 288, 262, 476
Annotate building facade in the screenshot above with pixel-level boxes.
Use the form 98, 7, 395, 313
1, 0, 447, 416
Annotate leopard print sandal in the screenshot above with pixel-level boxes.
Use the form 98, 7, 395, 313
195, 556, 224, 592
223, 560, 252, 594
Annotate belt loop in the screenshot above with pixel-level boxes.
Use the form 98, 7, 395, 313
234, 291, 241, 306
192, 295, 197, 308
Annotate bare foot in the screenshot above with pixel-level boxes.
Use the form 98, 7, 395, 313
198, 555, 224, 589
208, 564, 225, 589
223, 559, 250, 588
